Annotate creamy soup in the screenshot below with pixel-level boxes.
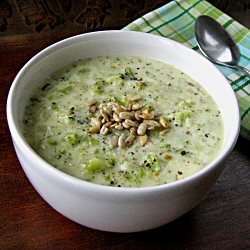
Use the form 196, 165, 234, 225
23, 55, 224, 187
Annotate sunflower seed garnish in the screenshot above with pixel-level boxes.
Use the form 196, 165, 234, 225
87, 100, 170, 147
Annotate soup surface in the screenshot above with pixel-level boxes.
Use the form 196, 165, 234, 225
23, 55, 224, 187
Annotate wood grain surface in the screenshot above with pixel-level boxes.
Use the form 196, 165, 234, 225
0, 0, 249, 249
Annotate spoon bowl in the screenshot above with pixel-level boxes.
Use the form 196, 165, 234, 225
195, 15, 250, 77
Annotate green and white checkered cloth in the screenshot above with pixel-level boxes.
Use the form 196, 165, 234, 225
123, 0, 250, 140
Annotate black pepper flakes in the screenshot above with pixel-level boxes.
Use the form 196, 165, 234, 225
41, 83, 51, 91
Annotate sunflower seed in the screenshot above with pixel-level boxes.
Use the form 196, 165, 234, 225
119, 112, 134, 119
113, 112, 122, 122
143, 120, 161, 128
134, 112, 142, 121
100, 125, 109, 135
137, 123, 147, 135
113, 105, 126, 114
139, 113, 154, 120
132, 103, 143, 111
104, 105, 113, 116
139, 134, 148, 146
110, 135, 119, 149
87, 125, 100, 134
100, 109, 109, 121
89, 105, 97, 114
129, 95, 141, 101
122, 121, 131, 129
142, 109, 149, 114
130, 127, 137, 135
118, 133, 127, 148
110, 122, 118, 128
147, 126, 155, 130
88, 99, 97, 106
159, 116, 169, 128
127, 103, 132, 111
159, 128, 170, 136
124, 119, 138, 127
125, 134, 136, 147
115, 123, 124, 130
104, 121, 112, 128
91, 118, 101, 127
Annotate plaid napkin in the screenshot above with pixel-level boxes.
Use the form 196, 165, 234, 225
123, 0, 250, 140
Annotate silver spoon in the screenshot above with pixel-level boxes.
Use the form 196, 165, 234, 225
195, 15, 250, 77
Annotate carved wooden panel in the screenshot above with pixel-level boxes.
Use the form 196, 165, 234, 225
1, 0, 248, 35
0, 0, 13, 31
0, 0, 166, 34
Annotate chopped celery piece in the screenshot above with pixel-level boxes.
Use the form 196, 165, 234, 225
93, 87, 104, 94
95, 78, 105, 85
143, 155, 161, 172
103, 95, 116, 103
47, 139, 57, 146
135, 81, 147, 90
124, 168, 144, 184
48, 94, 55, 100
125, 67, 136, 80
107, 74, 124, 86
94, 149, 99, 154
93, 78, 106, 94
51, 102, 58, 110
145, 104, 155, 112
120, 161, 134, 171
174, 111, 191, 124
116, 96, 128, 106
103, 95, 127, 106
59, 86, 73, 94
63, 133, 80, 146
85, 157, 113, 172
178, 100, 195, 109
78, 68, 90, 73
87, 136, 99, 146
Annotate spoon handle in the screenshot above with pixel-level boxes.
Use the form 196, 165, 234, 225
234, 65, 250, 78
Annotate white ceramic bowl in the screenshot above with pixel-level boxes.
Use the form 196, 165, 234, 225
7, 31, 240, 233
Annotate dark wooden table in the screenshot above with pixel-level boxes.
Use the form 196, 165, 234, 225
1, 1, 249, 249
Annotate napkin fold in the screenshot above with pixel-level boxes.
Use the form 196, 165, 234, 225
123, 0, 250, 140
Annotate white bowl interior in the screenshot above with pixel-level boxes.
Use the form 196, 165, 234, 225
8, 30, 240, 178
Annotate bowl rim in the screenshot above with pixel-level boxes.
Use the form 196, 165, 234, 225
6, 30, 241, 193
